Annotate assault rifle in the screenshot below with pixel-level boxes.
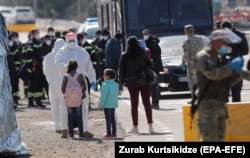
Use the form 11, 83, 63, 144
189, 81, 210, 129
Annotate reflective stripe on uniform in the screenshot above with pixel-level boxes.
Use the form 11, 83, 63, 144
27, 92, 35, 98
91, 50, 96, 54
11, 49, 19, 55
12, 92, 19, 97
15, 61, 22, 65
26, 47, 33, 52
26, 59, 33, 63
33, 43, 42, 48
27, 69, 32, 73
34, 92, 43, 98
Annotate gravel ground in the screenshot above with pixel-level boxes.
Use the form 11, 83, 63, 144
12, 92, 125, 158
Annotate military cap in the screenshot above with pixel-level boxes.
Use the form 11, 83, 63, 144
184, 25, 194, 32
210, 28, 241, 44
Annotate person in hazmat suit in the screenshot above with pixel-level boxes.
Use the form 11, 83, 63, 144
43, 39, 65, 133
55, 33, 96, 138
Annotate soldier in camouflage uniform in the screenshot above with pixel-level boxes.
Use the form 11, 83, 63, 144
194, 29, 243, 141
182, 25, 204, 95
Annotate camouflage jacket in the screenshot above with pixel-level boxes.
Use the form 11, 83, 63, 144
182, 35, 203, 66
194, 47, 241, 102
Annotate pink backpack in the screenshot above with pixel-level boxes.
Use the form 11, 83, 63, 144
64, 73, 83, 107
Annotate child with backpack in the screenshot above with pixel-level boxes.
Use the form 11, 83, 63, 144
98, 68, 119, 138
61, 59, 86, 139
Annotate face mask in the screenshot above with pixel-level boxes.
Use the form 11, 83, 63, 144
48, 31, 54, 36
143, 35, 149, 41
67, 42, 77, 50
46, 40, 51, 45
9, 41, 13, 46
36, 34, 40, 40
14, 38, 19, 42
218, 45, 230, 56
103, 36, 108, 41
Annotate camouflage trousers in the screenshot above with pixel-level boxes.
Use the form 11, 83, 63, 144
187, 70, 197, 95
198, 99, 227, 142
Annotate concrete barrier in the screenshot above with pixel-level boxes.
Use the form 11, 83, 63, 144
7, 23, 36, 32
183, 102, 250, 141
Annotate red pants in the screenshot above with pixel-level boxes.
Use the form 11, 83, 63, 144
127, 82, 153, 126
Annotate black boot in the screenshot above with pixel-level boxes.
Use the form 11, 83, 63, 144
13, 96, 19, 105
35, 97, 46, 108
28, 97, 36, 107
24, 89, 28, 98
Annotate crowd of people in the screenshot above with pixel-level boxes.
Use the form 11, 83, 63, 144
6, 19, 250, 141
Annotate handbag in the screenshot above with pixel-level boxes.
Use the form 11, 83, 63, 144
142, 67, 157, 85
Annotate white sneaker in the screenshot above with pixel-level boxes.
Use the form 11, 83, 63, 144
149, 126, 155, 133
128, 127, 139, 134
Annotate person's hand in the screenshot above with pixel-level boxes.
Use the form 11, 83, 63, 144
228, 56, 244, 72
91, 82, 97, 90
181, 64, 186, 71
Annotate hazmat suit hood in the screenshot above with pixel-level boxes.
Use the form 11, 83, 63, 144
65, 33, 78, 50
53, 39, 65, 52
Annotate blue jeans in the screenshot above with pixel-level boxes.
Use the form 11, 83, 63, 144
67, 105, 83, 137
104, 108, 116, 135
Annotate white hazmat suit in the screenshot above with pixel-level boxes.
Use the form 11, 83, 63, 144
43, 39, 65, 131
55, 33, 96, 133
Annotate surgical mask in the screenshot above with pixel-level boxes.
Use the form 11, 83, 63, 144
46, 40, 51, 45
218, 45, 231, 56
9, 41, 13, 46
36, 34, 40, 40
103, 36, 108, 41
48, 31, 54, 36
143, 35, 149, 41
14, 38, 19, 42
67, 42, 77, 50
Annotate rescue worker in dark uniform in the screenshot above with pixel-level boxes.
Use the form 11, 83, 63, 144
20, 30, 32, 98
8, 32, 22, 105
25, 29, 45, 108
221, 21, 249, 102
96, 29, 110, 89
7, 34, 19, 108
91, 30, 102, 46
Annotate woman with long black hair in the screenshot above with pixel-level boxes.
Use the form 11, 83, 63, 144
118, 36, 155, 134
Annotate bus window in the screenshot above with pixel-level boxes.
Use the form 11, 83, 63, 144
170, 0, 212, 34
97, 0, 213, 39
126, 0, 169, 30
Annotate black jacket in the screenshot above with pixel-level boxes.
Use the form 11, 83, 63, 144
145, 36, 163, 73
230, 29, 249, 59
118, 49, 154, 90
